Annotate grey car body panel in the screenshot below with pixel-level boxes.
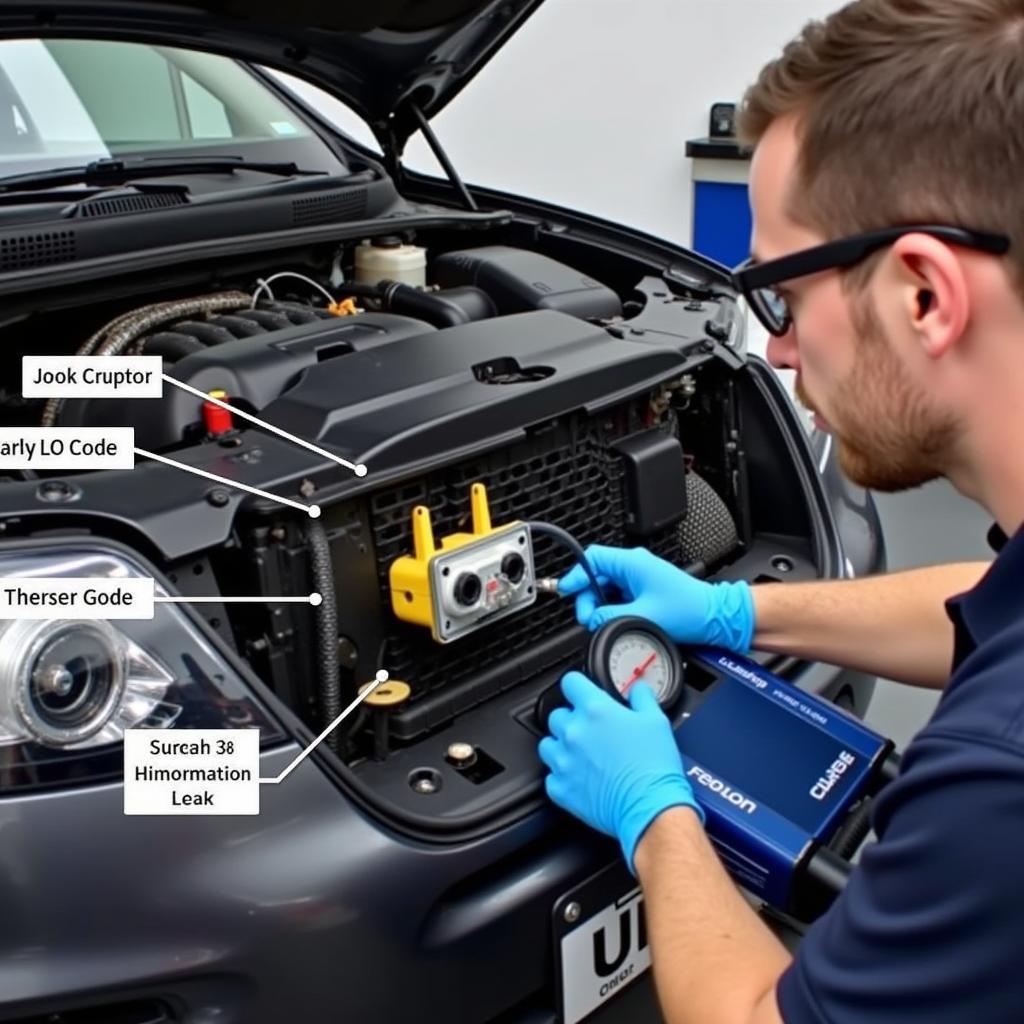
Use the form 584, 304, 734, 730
0, 744, 614, 1023
1, 643, 875, 1024
813, 429, 888, 578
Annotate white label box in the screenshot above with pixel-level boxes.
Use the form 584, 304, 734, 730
23, 356, 163, 398
0, 577, 154, 619
124, 729, 261, 815
0, 428, 134, 469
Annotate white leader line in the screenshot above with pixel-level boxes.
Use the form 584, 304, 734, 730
134, 447, 321, 518
155, 594, 323, 605
163, 374, 367, 478
260, 672, 389, 785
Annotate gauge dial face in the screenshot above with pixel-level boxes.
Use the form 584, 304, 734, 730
606, 630, 675, 703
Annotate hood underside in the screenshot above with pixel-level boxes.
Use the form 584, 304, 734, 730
0, 0, 545, 152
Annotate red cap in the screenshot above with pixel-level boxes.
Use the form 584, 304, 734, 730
203, 389, 233, 436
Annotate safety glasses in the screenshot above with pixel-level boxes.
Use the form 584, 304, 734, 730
731, 225, 1010, 336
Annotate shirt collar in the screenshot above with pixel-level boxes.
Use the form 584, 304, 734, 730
948, 523, 1024, 653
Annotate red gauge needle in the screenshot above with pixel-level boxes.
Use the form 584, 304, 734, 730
623, 653, 657, 695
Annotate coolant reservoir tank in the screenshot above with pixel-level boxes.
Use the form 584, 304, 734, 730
355, 236, 427, 287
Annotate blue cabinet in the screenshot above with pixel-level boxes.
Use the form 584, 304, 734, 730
686, 138, 752, 270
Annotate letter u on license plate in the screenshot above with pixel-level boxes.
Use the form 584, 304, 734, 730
553, 863, 651, 1024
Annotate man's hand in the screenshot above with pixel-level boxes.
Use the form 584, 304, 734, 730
538, 670, 703, 873
558, 545, 755, 652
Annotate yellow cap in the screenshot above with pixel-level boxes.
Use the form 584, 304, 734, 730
359, 679, 411, 707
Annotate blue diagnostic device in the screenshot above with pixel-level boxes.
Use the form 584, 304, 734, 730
676, 647, 894, 914
573, 614, 895, 918
540, 613, 896, 918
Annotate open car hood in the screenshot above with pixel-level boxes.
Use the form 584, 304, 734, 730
0, 0, 546, 153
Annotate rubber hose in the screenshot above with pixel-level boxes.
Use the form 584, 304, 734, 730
337, 280, 494, 328
334, 280, 382, 300
306, 521, 342, 751
380, 281, 479, 327
93, 292, 251, 358
527, 521, 606, 604
828, 797, 874, 860
43, 291, 250, 426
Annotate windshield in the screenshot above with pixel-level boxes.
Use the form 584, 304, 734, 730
0, 39, 334, 179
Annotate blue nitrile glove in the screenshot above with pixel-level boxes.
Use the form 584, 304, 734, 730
558, 544, 755, 652
538, 671, 704, 874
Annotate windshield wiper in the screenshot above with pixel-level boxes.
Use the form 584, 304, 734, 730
0, 156, 326, 194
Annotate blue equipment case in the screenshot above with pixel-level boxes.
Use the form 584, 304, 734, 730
678, 649, 894, 914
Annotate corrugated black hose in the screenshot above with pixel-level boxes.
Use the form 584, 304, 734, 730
306, 521, 342, 751
828, 797, 874, 861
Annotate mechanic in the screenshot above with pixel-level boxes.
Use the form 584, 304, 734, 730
538, 2, 1024, 1021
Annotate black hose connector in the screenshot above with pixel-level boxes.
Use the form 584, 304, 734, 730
791, 845, 853, 922
385, 281, 496, 328
337, 279, 495, 329
828, 797, 874, 861
333, 281, 381, 301
527, 521, 606, 605
306, 521, 341, 751
877, 748, 902, 789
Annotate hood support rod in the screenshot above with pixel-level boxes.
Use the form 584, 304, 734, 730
408, 102, 478, 213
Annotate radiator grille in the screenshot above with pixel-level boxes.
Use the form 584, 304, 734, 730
370, 413, 681, 698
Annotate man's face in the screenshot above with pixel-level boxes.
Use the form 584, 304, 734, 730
748, 116, 956, 491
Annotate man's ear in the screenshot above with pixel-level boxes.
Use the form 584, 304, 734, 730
891, 234, 970, 358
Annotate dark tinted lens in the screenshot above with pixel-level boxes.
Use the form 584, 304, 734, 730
752, 286, 790, 335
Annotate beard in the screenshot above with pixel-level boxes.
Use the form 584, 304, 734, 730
795, 300, 958, 492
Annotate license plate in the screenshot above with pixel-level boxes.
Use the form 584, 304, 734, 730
553, 862, 652, 1024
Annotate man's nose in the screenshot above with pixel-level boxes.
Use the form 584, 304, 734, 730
766, 326, 800, 371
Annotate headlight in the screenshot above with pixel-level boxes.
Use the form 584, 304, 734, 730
0, 543, 281, 792
0, 619, 128, 746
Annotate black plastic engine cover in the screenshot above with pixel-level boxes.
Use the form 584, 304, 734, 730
64, 310, 691, 470
259, 310, 689, 473
61, 311, 435, 450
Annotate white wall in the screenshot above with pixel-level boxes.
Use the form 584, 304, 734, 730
280, 0, 843, 250
406, 0, 842, 247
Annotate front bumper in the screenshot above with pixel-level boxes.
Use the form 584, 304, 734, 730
1, 647, 875, 1024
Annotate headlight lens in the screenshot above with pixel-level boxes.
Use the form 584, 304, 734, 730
0, 543, 281, 792
1, 619, 129, 746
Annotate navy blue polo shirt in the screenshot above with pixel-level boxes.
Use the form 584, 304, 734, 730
777, 525, 1024, 1023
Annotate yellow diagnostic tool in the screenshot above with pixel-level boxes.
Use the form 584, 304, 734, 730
388, 483, 536, 643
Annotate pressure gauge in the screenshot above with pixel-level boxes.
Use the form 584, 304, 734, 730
586, 617, 684, 710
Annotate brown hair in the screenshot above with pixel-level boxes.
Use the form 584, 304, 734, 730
738, 0, 1024, 290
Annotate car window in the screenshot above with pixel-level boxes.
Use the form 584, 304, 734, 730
267, 69, 383, 156
181, 74, 232, 139
0, 39, 321, 174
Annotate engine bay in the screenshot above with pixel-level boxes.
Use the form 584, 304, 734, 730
0, 228, 833, 833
